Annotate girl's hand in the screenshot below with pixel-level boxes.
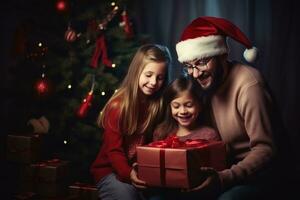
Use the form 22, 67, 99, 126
130, 163, 147, 189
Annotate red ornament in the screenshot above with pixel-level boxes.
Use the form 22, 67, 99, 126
65, 27, 77, 42
56, 0, 69, 12
35, 78, 49, 95
76, 92, 93, 118
120, 10, 134, 39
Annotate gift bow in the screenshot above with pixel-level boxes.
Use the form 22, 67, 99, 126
90, 34, 112, 68
148, 136, 208, 148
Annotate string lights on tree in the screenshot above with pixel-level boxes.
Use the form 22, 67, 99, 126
10, 0, 142, 183
70, 2, 133, 119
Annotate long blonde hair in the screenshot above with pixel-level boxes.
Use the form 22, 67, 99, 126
98, 44, 171, 136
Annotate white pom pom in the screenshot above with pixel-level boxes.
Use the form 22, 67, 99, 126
243, 47, 258, 63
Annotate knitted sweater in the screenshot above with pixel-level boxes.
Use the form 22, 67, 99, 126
90, 101, 145, 183
210, 62, 275, 189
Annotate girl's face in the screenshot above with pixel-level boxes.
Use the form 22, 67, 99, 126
170, 91, 201, 129
139, 62, 167, 96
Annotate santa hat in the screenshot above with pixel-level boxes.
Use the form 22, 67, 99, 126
176, 16, 258, 63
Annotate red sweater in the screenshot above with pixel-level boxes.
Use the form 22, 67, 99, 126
90, 104, 144, 183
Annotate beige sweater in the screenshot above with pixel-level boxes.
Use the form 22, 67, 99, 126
210, 62, 275, 189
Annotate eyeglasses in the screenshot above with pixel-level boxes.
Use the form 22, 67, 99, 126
183, 57, 212, 73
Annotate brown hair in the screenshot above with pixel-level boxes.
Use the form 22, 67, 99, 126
155, 76, 204, 140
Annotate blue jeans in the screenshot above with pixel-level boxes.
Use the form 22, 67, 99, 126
96, 173, 143, 200
145, 183, 270, 200
144, 188, 210, 200
217, 184, 263, 200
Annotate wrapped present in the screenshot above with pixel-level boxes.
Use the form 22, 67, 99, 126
13, 192, 37, 200
19, 159, 69, 197
36, 181, 68, 198
18, 180, 35, 193
21, 159, 69, 182
137, 136, 226, 189
68, 182, 98, 200
7, 134, 42, 164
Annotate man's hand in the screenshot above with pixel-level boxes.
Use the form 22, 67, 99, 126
184, 167, 221, 197
130, 163, 147, 189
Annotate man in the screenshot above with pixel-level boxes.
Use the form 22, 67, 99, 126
176, 16, 277, 199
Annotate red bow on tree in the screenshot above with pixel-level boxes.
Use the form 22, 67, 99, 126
90, 34, 112, 68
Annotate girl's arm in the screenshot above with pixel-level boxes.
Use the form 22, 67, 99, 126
103, 107, 132, 183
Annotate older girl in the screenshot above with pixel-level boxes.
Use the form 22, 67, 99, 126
90, 44, 171, 200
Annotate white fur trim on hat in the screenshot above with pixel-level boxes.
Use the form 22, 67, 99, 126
176, 35, 228, 63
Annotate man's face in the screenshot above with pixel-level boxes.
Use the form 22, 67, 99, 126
183, 57, 221, 90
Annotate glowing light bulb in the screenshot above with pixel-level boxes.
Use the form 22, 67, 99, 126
64, 140, 67, 144
38, 42, 42, 47
67, 84, 72, 89
112, 63, 116, 68
101, 91, 105, 96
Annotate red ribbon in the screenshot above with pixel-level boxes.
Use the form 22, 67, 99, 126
69, 182, 97, 199
90, 34, 112, 68
32, 158, 61, 167
148, 135, 208, 148
159, 149, 166, 186
71, 182, 97, 191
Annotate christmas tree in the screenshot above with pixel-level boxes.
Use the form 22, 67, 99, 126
12, 0, 148, 182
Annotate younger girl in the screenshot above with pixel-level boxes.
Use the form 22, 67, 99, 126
90, 44, 171, 200
154, 76, 220, 142
149, 76, 221, 200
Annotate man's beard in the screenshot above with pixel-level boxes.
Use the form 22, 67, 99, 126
200, 60, 224, 96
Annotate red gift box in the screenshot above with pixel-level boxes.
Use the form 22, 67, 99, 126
6, 134, 42, 164
137, 136, 226, 189
68, 182, 98, 200
20, 159, 69, 197
13, 192, 37, 200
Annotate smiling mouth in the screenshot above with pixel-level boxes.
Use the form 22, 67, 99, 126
177, 115, 192, 121
199, 72, 210, 81
146, 86, 155, 90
